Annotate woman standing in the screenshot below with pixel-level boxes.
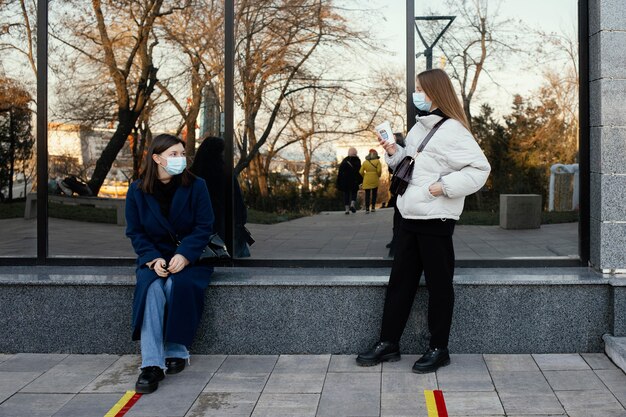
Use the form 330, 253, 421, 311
359, 149, 382, 213
125, 134, 214, 393
356, 69, 490, 373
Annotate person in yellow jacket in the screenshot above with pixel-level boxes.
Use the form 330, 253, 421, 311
359, 149, 382, 213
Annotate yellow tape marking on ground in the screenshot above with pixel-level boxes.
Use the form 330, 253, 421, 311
424, 389, 439, 417
103, 390, 136, 417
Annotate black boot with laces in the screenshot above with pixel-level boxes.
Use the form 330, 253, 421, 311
135, 366, 165, 394
356, 341, 400, 366
412, 347, 450, 373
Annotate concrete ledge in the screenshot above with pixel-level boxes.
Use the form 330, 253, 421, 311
603, 335, 626, 373
0, 266, 619, 355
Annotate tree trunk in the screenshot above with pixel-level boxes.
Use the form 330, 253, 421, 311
88, 109, 138, 195
7, 107, 15, 200
185, 110, 199, 157
302, 139, 311, 191
249, 154, 268, 197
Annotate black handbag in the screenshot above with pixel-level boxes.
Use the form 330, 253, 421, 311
198, 233, 231, 261
169, 232, 231, 263
389, 117, 448, 196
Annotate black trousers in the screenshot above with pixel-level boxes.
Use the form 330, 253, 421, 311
364, 188, 378, 209
343, 189, 357, 206
380, 225, 455, 349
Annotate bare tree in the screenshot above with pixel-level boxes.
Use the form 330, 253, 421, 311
433, 0, 522, 129
233, 0, 368, 196
51, 0, 189, 195
156, 0, 224, 156
0, 0, 37, 81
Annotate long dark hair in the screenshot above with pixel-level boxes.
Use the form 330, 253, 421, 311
139, 134, 195, 194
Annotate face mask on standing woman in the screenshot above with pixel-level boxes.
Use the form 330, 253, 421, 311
412, 92, 432, 112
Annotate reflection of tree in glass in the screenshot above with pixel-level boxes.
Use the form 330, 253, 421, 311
423, 0, 524, 129
0, 78, 34, 201
232, 0, 372, 197
50, 0, 187, 195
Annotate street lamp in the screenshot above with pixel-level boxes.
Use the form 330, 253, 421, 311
414, 15, 455, 70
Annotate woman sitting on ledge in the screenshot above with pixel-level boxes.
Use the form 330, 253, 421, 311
125, 134, 214, 394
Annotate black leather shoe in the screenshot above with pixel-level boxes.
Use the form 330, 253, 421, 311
165, 357, 186, 375
356, 341, 400, 366
412, 347, 450, 373
135, 366, 165, 394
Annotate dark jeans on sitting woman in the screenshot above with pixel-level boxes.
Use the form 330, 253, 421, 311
364, 188, 378, 210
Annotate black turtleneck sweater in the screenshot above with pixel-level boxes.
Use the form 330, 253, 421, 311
152, 176, 181, 218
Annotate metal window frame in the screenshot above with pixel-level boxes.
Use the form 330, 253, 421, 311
0, 0, 589, 268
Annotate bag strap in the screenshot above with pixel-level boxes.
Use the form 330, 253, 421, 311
413, 117, 448, 157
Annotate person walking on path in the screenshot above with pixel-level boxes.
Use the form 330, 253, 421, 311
360, 148, 382, 213
125, 134, 214, 394
356, 69, 490, 373
336, 147, 362, 214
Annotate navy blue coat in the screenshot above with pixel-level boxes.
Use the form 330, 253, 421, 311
125, 176, 214, 347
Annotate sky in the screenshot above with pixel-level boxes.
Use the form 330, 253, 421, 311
336, 0, 578, 118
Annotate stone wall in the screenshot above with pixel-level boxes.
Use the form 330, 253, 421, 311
589, 0, 626, 271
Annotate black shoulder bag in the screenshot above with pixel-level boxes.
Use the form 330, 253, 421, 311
169, 231, 230, 264
389, 118, 448, 196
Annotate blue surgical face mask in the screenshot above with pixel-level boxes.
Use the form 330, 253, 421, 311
412, 92, 432, 112
160, 156, 187, 176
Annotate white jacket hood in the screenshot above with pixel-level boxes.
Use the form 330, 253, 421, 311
385, 113, 491, 220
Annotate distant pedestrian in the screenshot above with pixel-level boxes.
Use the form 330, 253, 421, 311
125, 134, 213, 394
357, 68, 490, 374
359, 149, 382, 213
336, 147, 362, 214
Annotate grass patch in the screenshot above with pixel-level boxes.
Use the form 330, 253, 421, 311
0, 200, 116, 224
0, 201, 26, 219
248, 208, 307, 224
48, 202, 117, 224
458, 210, 579, 226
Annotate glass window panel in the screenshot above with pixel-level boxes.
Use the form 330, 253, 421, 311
236, 0, 579, 260
413, 0, 579, 260
47, 0, 224, 258
232, 0, 406, 259
0, 2, 38, 258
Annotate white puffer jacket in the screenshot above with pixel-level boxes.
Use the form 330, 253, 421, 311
386, 113, 491, 220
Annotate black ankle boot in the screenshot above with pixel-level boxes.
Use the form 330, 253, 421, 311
412, 347, 450, 373
356, 341, 400, 366
135, 366, 165, 394
165, 357, 186, 375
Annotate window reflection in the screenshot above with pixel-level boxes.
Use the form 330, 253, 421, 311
0, 2, 37, 257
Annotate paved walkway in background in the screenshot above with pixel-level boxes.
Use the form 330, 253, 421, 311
1, 209, 578, 259
0, 353, 624, 416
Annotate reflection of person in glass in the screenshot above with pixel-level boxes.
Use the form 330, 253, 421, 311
191, 136, 252, 257
125, 134, 214, 393
357, 69, 490, 373
336, 147, 362, 214
359, 148, 382, 213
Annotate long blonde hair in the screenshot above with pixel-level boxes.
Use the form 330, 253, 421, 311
417, 69, 470, 132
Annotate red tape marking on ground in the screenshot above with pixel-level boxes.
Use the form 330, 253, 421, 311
433, 390, 449, 417
104, 391, 142, 417
114, 392, 142, 417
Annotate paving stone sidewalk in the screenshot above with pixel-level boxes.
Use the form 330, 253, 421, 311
1, 209, 578, 259
0, 353, 624, 416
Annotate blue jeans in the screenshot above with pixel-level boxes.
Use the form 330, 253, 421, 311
141, 277, 189, 369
